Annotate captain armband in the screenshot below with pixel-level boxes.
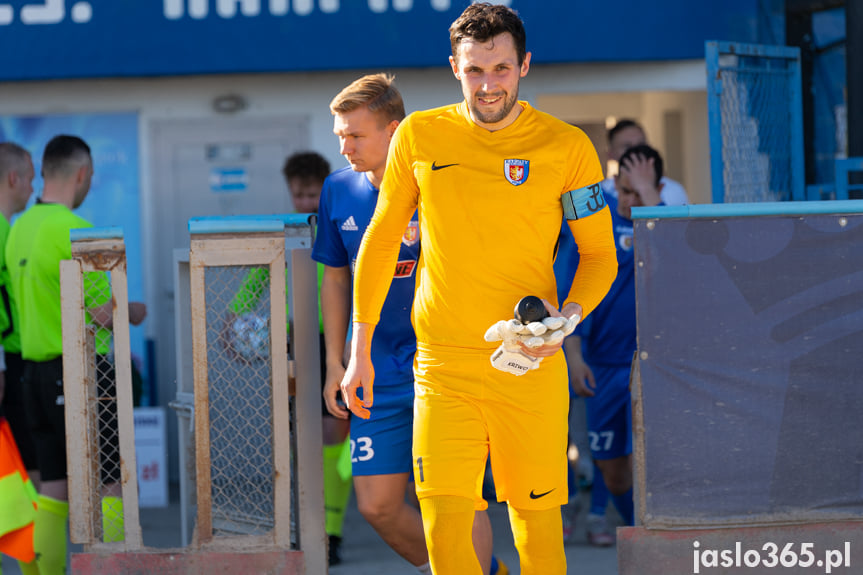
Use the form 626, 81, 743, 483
562, 182, 605, 220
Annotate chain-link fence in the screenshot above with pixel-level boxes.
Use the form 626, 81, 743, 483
151, 216, 326, 574
707, 42, 805, 203
60, 228, 142, 551
188, 226, 298, 551
205, 265, 276, 537
91, 282, 124, 543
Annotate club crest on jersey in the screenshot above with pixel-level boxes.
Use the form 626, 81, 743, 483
619, 232, 634, 252
504, 159, 529, 186
402, 221, 419, 246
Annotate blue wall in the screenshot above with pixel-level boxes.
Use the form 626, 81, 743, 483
0, 0, 776, 81
811, 7, 847, 185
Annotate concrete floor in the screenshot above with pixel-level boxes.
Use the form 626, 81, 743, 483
0, 487, 619, 575
2, 399, 621, 574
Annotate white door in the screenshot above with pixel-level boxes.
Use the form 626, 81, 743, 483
149, 116, 309, 481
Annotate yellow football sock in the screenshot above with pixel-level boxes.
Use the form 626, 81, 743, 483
102, 496, 125, 542
508, 505, 566, 575
419, 495, 482, 575
17, 555, 39, 575
323, 440, 352, 537
33, 495, 69, 575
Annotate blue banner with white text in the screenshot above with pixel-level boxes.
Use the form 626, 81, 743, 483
0, 0, 776, 81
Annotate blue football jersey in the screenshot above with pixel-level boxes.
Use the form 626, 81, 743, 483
554, 192, 636, 366
312, 167, 419, 408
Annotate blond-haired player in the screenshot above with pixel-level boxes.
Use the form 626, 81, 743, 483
317, 73, 505, 575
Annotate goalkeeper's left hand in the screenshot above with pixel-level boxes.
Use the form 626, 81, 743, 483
520, 300, 582, 358
484, 299, 582, 375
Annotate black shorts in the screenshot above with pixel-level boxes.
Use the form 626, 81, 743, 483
1, 352, 38, 470
23, 356, 121, 484
22, 357, 68, 482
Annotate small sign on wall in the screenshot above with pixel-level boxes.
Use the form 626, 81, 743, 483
209, 167, 249, 192
134, 407, 168, 507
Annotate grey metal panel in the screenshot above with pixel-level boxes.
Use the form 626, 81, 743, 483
635, 212, 863, 527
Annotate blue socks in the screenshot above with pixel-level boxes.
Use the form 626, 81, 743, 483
611, 487, 634, 526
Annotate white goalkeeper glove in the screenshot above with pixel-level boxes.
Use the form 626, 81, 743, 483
484, 314, 580, 376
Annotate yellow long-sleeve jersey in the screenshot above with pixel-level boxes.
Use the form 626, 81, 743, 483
354, 101, 617, 350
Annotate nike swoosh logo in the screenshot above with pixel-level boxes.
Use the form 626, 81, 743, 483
529, 488, 555, 499
431, 161, 459, 171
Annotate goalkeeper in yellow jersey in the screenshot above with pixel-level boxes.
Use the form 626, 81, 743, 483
340, 4, 617, 574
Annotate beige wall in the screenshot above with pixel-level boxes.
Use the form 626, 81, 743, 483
537, 90, 711, 205
0, 59, 708, 338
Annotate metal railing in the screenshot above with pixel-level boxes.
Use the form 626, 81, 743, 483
706, 41, 805, 203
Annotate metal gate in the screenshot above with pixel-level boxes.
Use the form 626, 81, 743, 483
706, 41, 805, 203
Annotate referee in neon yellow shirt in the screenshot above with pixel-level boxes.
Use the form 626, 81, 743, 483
0, 142, 37, 478
6, 135, 147, 574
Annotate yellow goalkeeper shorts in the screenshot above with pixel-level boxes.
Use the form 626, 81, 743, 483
412, 342, 570, 510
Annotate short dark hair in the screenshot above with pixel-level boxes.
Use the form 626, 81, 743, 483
608, 119, 644, 143
0, 142, 31, 179
330, 73, 406, 125
620, 144, 664, 187
282, 151, 331, 185
42, 135, 91, 179
449, 3, 527, 66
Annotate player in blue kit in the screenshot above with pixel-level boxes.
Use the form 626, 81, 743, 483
556, 144, 666, 538
315, 167, 419, 483
314, 73, 502, 575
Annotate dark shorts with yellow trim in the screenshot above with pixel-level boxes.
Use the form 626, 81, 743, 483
23, 356, 121, 484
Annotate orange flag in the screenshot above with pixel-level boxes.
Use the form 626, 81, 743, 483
0, 417, 38, 562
